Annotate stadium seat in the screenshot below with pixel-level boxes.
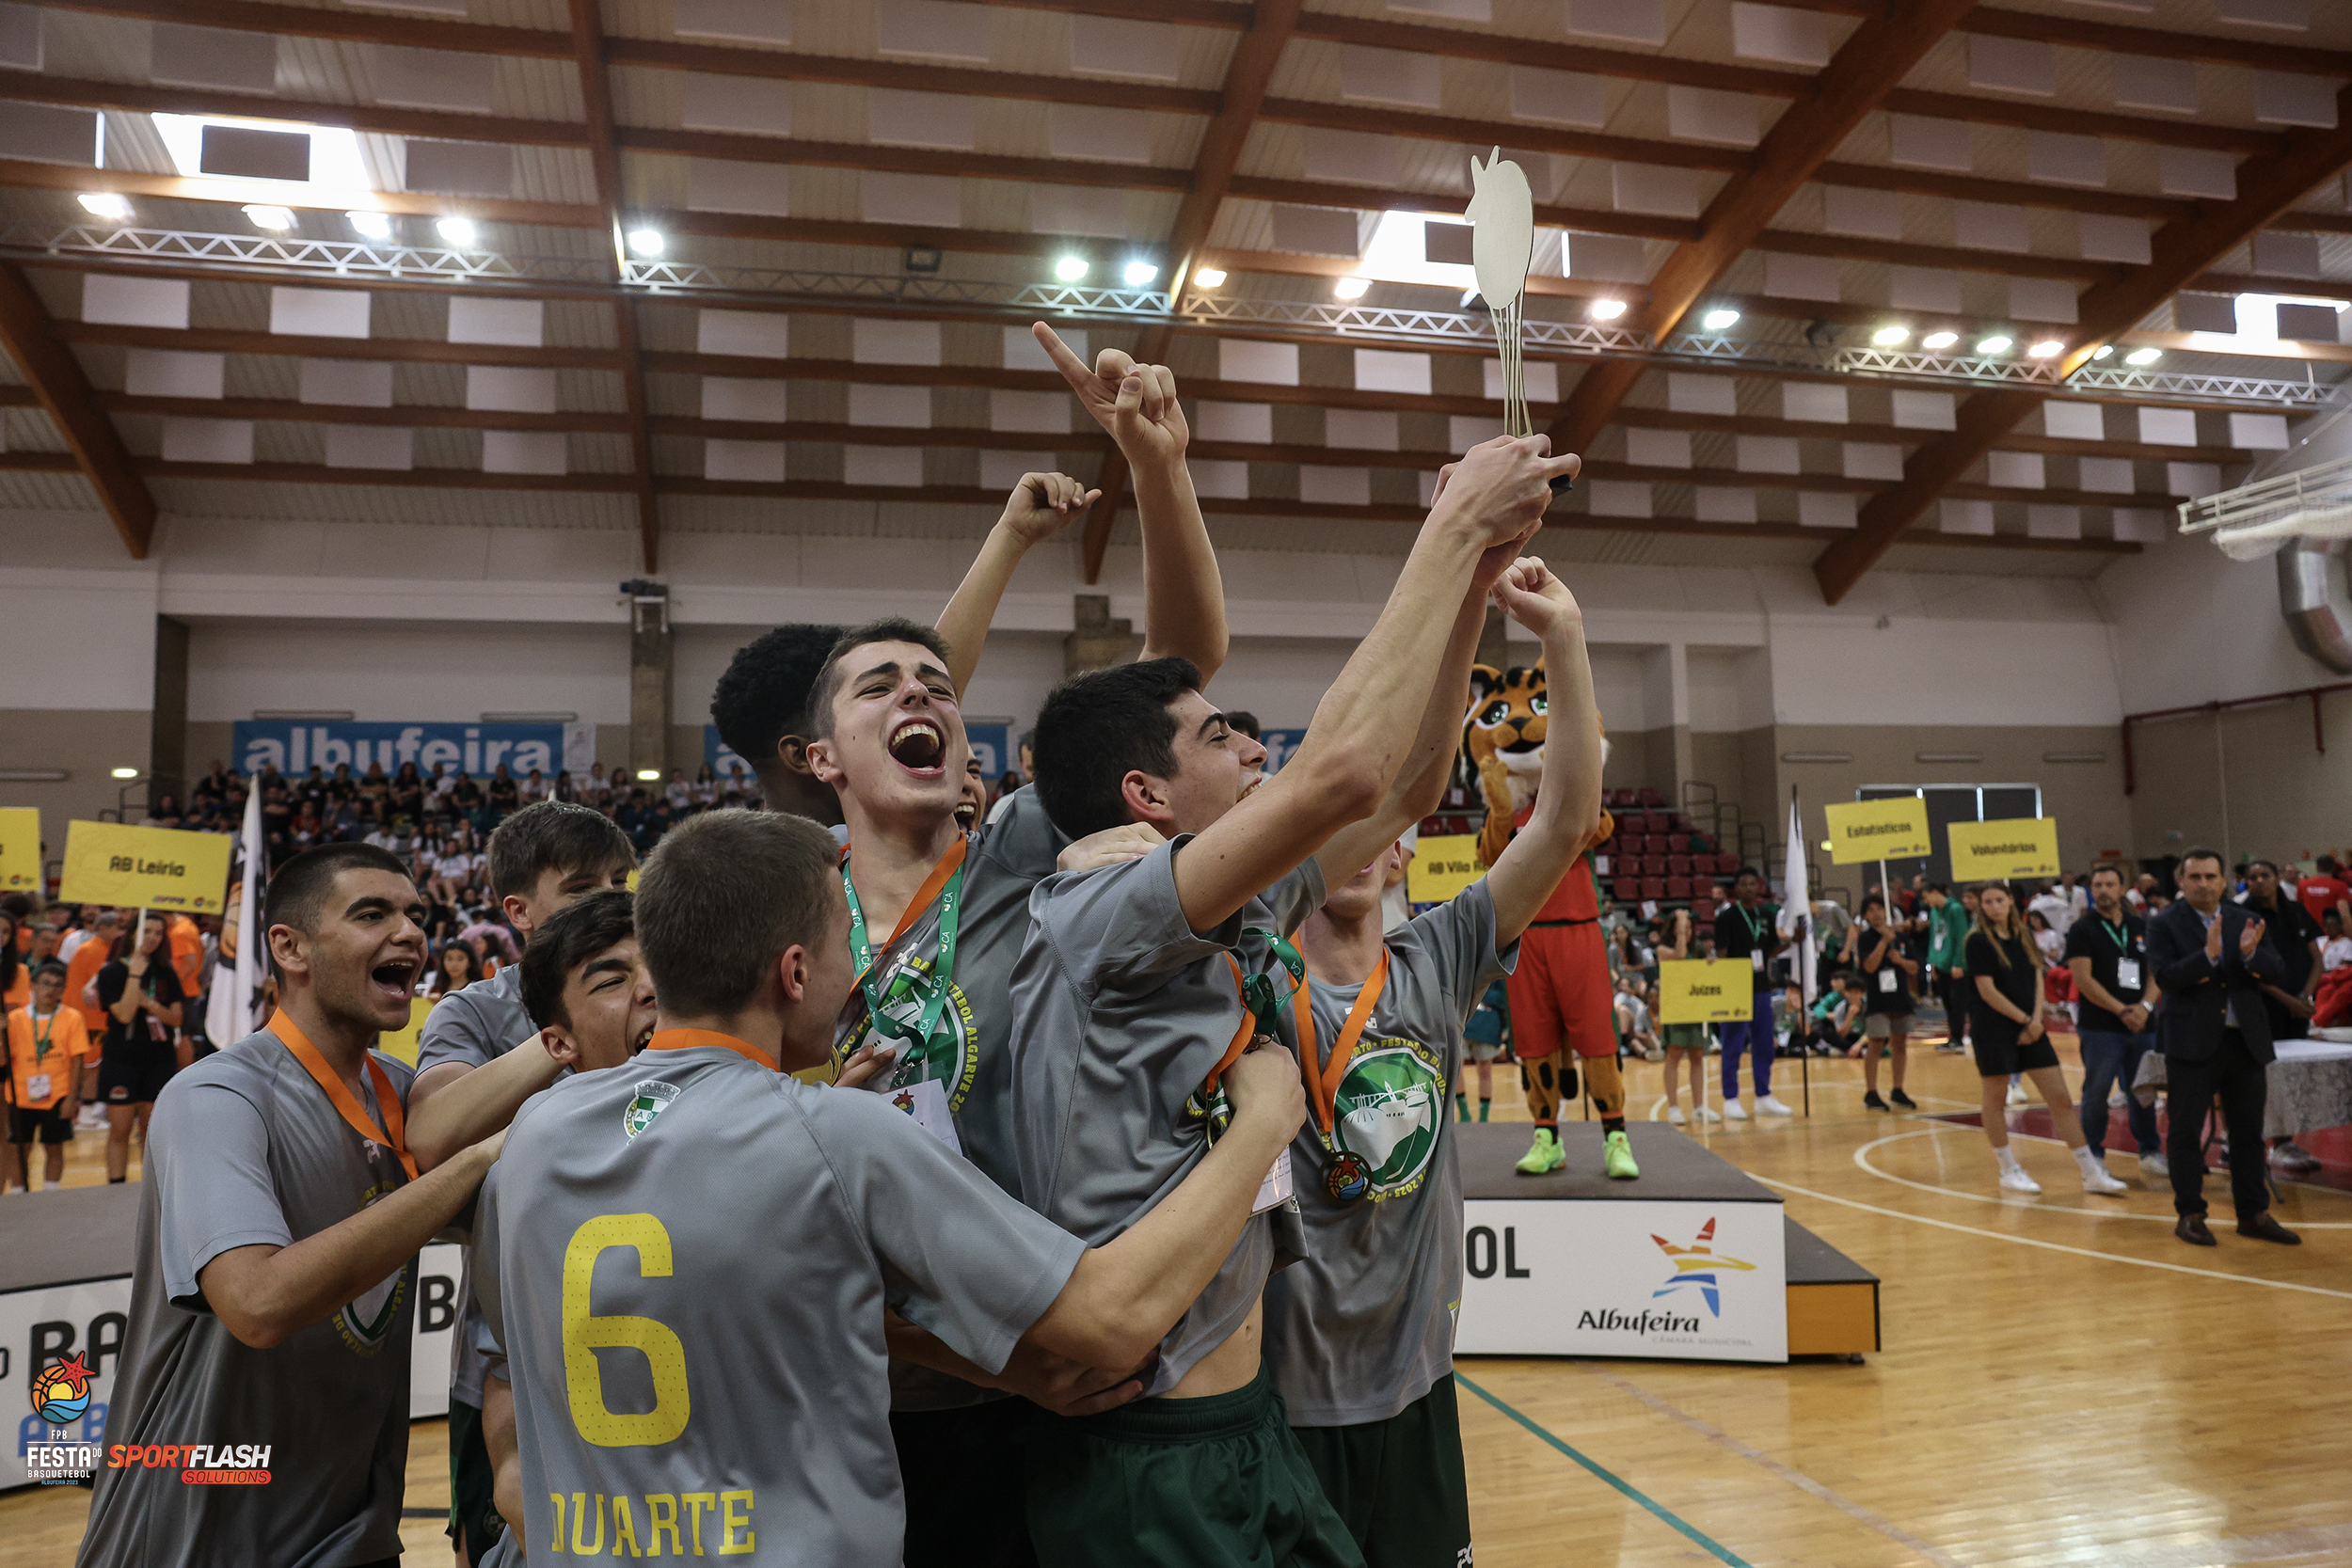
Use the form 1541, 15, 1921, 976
1668, 854, 1692, 877
1640, 877, 1666, 902
1716, 852, 1743, 876
1642, 811, 1669, 836
1637, 787, 1666, 808
1613, 877, 1642, 905
1668, 832, 1690, 853
1692, 894, 1716, 920
1642, 856, 1667, 877
1665, 876, 1692, 900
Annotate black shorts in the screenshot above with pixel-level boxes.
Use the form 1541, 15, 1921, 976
895, 1397, 1037, 1568
8, 1104, 75, 1144
1971, 1028, 2059, 1078
446, 1397, 507, 1563
99, 1051, 178, 1105
1290, 1375, 1470, 1568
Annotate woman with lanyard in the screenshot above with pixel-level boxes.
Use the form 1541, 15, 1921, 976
96, 912, 187, 1184
1964, 882, 2127, 1196
1850, 893, 1918, 1113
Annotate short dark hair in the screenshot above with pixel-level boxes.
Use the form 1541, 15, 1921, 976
2249, 858, 2279, 876
1860, 892, 1885, 915
262, 843, 415, 979
709, 624, 845, 775
31, 959, 65, 980
634, 809, 838, 1020
485, 800, 633, 900
2179, 847, 2224, 872
2320, 854, 2341, 874
520, 889, 635, 1033
1032, 657, 1200, 839
1223, 709, 1261, 740
805, 618, 954, 740
2089, 863, 2125, 884
1834, 969, 1864, 990
1733, 865, 1762, 886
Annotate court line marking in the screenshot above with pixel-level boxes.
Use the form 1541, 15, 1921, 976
1575, 1365, 1967, 1568
1453, 1370, 1754, 1567
1753, 1175, 2352, 1300
1851, 1126, 2352, 1228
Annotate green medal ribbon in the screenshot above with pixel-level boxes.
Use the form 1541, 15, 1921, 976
843, 845, 966, 1085
30, 1009, 55, 1064
1188, 928, 1308, 1135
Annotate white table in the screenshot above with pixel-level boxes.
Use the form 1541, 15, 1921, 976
2129, 1037, 2352, 1139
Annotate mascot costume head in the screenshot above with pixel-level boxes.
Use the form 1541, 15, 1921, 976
1461, 657, 1610, 867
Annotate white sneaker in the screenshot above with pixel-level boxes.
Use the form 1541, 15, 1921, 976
1696, 1105, 1723, 1124
2139, 1150, 2170, 1179
1723, 1100, 1750, 1120
2107, 1089, 2126, 1107
1998, 1165, 2042, 1194
2269, 1143, 2323, 1172
1756, 1095, 1795, 1117
2082, 1164, 2130, 1196
2007, 1082, 2027, 1108
1668, 1105, 1688, 1126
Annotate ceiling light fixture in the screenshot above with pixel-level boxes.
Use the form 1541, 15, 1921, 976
345, 209, 392, 238
437, 215, 478, 246
1333, 276, 1371, 299
2092, 344, 2113, 359
626, 227, 664, 256
1871, 325, 1910, 346
1589, 297, 1628, 321
1193, 266, 1226, 288
109, 767, 139, 780
1122, 260, 1159, 286
1701, 308, 1740, 331
243, 204, 295, 231
2125, 346, 2162, 366
1975, 335, 2013, 355
1920, 330, 1959, 350
635, 768, 662, 782
2027, 339, 2065, 358
77, 191, 131, 220
1053, 255, 1089, 281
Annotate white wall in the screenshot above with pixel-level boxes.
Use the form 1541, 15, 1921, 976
187, 621, 635, 724
2093, 525, 2328, 714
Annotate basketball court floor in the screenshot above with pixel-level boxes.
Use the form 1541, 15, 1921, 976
4, 1039, 2345, 1568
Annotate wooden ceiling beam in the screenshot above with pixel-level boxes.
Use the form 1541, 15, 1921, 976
1815, 81, 2352, 603
1752, 228, 2115, 285
0, 72, 590, 149
614, 127, 1193, 193
101, 393, 630, 432
41, 0, 574, 55
602, 38, 1216, 118
1955, 7, 2352, 80
55, 321, 629, 369
1255, 99, 1753, 174
1285, 12, 1814, 98
143, 460, 636, 491
1811, 160, 2192, 223
0, 158, 601, 230
1548, 0, 1978, 456
1222, 175, 1697, 242
0, 261, 156, 554
1877, 87, 2275, 156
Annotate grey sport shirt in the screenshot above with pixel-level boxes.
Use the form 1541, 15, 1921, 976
1263, 881, 1516, 1426
1011, 833, 1325, 1397
416, 964, 537, 1410
76, 1030, 420, 1568
474, 1039, 1085, 1568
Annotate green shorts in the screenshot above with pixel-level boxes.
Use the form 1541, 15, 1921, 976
1289, 1375, 1470, 1568
893, 1396, 1039, 1568
1661, 1022, 1709, 1050
1024, 1366, 1364, 1568
446, 1397, 507, 1564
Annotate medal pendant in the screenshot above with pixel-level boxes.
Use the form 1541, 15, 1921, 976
1325, 1150, 1372, 1203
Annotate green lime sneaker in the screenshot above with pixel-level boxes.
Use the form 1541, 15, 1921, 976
1603, 1130, 1641, 1180
1515, 1128, 1565, 1175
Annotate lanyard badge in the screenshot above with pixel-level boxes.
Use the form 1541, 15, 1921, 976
843, 840, 968, 1086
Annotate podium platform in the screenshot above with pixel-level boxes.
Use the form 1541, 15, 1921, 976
1453, 1123, 1878, 1363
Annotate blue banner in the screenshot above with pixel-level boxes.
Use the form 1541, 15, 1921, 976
1259, 728, 1308, 773
234, 721, 565, 781
704, 721, 1017, 782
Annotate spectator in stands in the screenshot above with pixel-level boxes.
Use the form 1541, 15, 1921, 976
1965, 883, 2127, 1196
1613, 974, 1659, 1061
189, 760, 232, 812
1655, 910, 1715, 1125
97, 917, 188, 1184
522, 767, 549, 803
145, 792, 184, 829
1923, 882, 1972, 1054
486, 764, 521, 818
1851, 893, 1917, 1112
1812, 971, 1867, 1056
2322, 909, 2352, 974
1713, 867, 1792, 1119
664, 768, 693, 811
2064, 864, 2165, 1183
2239, 859, 2326, 1174
2297, 854, 2350, 930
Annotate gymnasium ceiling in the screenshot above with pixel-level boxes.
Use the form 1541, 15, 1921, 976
0, 0, 2347, 599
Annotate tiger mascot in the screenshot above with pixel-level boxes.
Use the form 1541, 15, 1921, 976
1463, 659, 1635, 1179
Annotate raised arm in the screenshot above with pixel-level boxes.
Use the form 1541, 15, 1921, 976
1171, 437, 1577, 933
406, 1029, 563, 1171
1035, 324, 1227, 683
1479, 560, 1605, 946
934, 471, 1097, 697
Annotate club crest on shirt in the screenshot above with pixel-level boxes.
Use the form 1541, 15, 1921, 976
623, 1080, 680, 1138
834, 951, 979, 1112
1329, 1039, 1448, 1201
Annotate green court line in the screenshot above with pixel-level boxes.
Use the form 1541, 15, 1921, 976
1454, 1370, 1754, 1568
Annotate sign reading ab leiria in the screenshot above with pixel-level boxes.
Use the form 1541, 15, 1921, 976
58, 821, 234, 912
234, 721, 571, 780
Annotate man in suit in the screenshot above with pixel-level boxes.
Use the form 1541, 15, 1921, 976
2147, 847, 2300, 1246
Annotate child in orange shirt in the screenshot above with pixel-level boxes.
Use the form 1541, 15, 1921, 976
7, 961, 88, 1190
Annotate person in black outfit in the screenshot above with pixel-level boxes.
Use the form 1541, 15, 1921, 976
2062, 864, 2165, 1182
2148, 847, 2299, 1246
2238, 859, 2327, 1174
1964, 883, 2128, 1197
95, 915, 187, 1184
1851, 893, 1918, 1112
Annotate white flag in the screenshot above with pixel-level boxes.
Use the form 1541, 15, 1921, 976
205, 784, 266, 1044
1778, 797, 1816, 1007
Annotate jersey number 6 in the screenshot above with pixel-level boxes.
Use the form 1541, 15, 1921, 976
563, 1213, 692, 1447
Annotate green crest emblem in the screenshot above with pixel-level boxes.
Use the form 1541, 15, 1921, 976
624, 1080, 680, 1138
1331, 1045, 1446, 1200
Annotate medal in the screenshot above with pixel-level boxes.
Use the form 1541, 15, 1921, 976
1325, 1151, 1372, 1203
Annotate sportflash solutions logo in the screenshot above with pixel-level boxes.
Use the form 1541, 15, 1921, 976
106, 1443, 273, 1484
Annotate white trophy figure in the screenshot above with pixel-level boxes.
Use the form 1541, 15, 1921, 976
1467, 148, 1571, 492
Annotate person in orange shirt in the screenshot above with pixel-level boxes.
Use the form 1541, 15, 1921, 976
167, 912, 203, 1000
7, 961, 87, 1190
66, 910, 120, 1126
0, 910, 24, 1011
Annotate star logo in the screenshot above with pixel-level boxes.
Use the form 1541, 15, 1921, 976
1649, 1217, 1756, 1317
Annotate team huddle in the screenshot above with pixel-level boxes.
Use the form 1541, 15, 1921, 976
73, 326, 1595, 1568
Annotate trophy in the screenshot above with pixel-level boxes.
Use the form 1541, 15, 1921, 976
1467, 148, 1572, 492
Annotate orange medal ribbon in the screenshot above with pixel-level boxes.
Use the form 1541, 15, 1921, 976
644, 1027, 780, 1071
1293, 952, 1389, 1139
266, 1009, 419, 1182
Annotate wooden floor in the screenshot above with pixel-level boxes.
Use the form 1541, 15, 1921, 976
8, 1038, 2349, 1567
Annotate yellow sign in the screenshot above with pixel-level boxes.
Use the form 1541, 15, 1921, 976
1406, 833, 1486, 904
0, 808, 40, 893
57, 820, 235, 913
376, 995, 434, 1067
1822, 797, 1933, 864
1947, 816, 2061, 880
1659, 958, 1757, 1025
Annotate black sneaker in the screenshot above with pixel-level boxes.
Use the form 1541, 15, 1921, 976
1863, 1090, 1889, 1112
1889, 1088, 1917, 1110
